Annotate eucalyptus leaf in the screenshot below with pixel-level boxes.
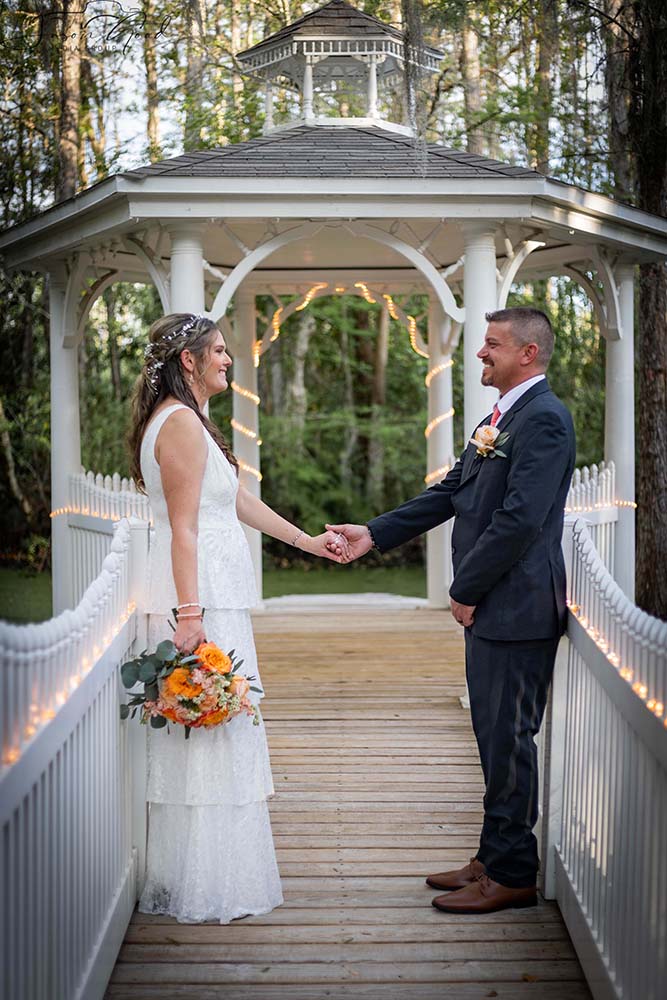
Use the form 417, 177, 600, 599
155, 639, 177, 662
144, 682, 159, 702
119, 703, 130, 720
249, 686, 263, 694
120, 661, 140, 689
150, 714, 167, 729
139, 660, 157, 683
494, 449, 507, 458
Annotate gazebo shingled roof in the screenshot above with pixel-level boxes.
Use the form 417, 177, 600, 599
239, 0, 406, 56
122, 127, 541, 180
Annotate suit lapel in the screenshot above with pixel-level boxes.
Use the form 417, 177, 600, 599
457, 380, 552, 488
460, 412, 493, 485
496, 378, 550, 433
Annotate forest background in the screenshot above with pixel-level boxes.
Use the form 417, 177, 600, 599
1, 0, 666, 616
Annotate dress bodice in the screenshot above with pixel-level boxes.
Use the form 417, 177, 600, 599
140, 403, 258, 612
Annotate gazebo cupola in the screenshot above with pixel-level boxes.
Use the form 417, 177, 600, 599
237, 0, 442, 134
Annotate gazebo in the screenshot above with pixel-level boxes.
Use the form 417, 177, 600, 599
2, 0, 667, 614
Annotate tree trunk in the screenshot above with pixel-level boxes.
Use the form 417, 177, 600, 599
367, 303, 389, 510
629, 0, 667, 617
603, 0, 634, 199
0, 397, 34, 525
532, 0, 558, 174
460, 14, 484, 155
230, 0, 243, 109
339, 309, 358, 494
142, 0, 162, 161
104, 287, 122, 401
184, 0, 206, 150
285, 312, 315, 451
57, 0, 83, 201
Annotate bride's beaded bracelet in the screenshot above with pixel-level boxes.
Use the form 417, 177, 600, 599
178, 612, 204, 620
177, 602, 201, 610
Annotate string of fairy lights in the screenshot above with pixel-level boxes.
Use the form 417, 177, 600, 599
567, 599, 666, 728
2, 600, 137, 767
227, 280, 456, 486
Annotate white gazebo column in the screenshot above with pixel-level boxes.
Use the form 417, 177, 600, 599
232, 290, 262, 600
302, 58, 314, 121
49, 271, 81, 615
264, 81, 274, 132
426, 297, 455, 608
168, 225, 205, 313
367, 57, 378, 118
605, 265, 635, 598
462, 224, 498, 439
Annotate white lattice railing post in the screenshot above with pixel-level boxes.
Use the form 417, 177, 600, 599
539, 514, 576, 900
126, 517, 150, 895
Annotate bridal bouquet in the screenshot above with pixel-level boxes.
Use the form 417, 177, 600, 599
119, 639, 262, 737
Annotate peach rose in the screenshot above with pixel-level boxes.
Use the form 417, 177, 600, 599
470, 424, 500, 454
194, 642, 232, 674
228, 675, 250, 698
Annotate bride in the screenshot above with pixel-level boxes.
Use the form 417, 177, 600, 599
127, 312, 347, 924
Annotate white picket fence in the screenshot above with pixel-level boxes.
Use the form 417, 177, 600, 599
565, 461, 617, 574
0, 518, 150, 1000
68, 472, 152, 606
540, 517, 667, 1000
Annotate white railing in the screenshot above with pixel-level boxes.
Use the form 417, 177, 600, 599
67, 471, 151, 606
565, 462, 618, 574
0, 518, 149, 1000
541, 517, 667, 1000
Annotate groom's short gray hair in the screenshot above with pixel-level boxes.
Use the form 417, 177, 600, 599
485, 307, 554, 367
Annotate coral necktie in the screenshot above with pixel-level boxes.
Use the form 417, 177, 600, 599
490, 404, 501, 427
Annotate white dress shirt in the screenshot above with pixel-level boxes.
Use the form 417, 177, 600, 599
495, 373, 546, 419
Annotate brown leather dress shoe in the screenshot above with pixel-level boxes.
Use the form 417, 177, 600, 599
425, 857, 486, 891
431, 873, 537, 913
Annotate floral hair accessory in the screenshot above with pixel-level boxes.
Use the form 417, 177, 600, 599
143, 314, 208, 394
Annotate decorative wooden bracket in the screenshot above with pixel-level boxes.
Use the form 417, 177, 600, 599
124, 235, 170, 312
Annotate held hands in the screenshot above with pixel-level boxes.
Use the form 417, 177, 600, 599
298, 529, 353, 563
325, 523, 373, 563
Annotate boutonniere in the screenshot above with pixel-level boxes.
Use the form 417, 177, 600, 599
470, 424, 510, 459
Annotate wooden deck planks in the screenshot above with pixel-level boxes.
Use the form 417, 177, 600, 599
106, 606, 589, 1000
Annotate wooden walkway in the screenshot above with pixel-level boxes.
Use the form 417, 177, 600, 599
106, 605, 590, 1000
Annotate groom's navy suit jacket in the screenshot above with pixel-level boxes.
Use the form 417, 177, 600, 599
369, 380, 576, 642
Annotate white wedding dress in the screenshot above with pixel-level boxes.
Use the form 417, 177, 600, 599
137, 403, 283, 923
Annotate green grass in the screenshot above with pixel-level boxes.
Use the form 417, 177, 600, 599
0, 564, 426, 623
262, 565, 426, 599
0, 566, 53, 624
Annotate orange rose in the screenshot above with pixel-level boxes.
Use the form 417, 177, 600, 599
194, 642, 232, 674
228, 675, 250, 698
162, 666, 203, 701
159, 706, 181, 723
198, 707, 229, 728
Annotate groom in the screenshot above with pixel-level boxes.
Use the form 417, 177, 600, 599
328, 307, 575, 914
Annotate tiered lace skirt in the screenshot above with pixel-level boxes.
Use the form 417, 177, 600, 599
138, 610, 283, 924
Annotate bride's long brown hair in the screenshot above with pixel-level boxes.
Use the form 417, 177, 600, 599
128, 313, 238, 492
